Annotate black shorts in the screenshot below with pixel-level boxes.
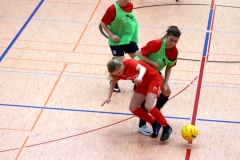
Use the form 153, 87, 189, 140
109, 41, 139, 57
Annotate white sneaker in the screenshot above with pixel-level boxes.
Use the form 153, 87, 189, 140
137, 125, 152, 136
113, 83, 121, 92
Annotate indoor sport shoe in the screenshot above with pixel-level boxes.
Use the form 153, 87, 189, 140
151, 124, 161, 138
160, 125, 172, 141
113, 83, 121, 92
137, 125, 152, 136
151, 121, 161, 138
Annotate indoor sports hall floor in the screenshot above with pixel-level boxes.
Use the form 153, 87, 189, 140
0, 0, 239, 159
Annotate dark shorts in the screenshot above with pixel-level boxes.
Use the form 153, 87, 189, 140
109, 41, 139, 57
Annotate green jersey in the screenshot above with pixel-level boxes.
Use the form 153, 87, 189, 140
135, 38, 177, 72
108, 2, 138, 46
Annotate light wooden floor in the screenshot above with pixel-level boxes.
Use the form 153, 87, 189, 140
0, 0, 240, 159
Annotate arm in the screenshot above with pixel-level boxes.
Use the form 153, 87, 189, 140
101, 79, 117, 106
134, 64, 146, 85
100, 21, 120, 42
135, 50, 160, 69
163, 66, 172, 91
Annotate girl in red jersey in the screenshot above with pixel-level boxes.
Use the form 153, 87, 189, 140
101, 58, 172, 141
101, 0, 139, 92
135, 26, 181, 137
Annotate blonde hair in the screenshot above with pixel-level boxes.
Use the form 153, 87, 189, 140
107, 57, 122, 80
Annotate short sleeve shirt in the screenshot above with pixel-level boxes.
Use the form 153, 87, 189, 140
116, 59, 159, 86
141, 39, 178, 67
101, 2, 133, 25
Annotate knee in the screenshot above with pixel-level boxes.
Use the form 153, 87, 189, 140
129, 105, 137, 112
144, 103, 153, 112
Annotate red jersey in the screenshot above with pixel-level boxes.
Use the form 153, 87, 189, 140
101, 2, 133, 25
116, 59, 159, 86
141, 39, 178, 67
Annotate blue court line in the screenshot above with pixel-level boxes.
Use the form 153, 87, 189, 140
189, 4, 214, 126
207, 9, 213, 30
0, 103, 239, 124
0, 69, 239, 89
202, 32, 210, 57
197, 118, 240, 124
0, 0, 44, 62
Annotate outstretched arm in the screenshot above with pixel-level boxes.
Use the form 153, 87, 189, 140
101, 79, 117, 106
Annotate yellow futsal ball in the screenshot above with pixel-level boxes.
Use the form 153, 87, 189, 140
181, 124, 198, 141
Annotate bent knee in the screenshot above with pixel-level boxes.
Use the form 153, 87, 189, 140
129, 105, 138, 112
144, 104, 154, 112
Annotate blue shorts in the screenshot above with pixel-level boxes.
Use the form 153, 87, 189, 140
109, 41, 139, 57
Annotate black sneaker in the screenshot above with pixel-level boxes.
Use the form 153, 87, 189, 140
151, 120, 161, 138
160, 125, 172, 141
154, 123, 161, 138
113, 83, 121, 92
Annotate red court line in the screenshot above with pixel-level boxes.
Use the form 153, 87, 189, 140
0, 116, 135, 153
0, 74, 198, 153
169, 76, 198, 100
72, 0, 102, 52
0, 128, 31, 132
185, 149, 191, 160
15, 63, 67, 160
191, 1, 216, 126
186, 0, 215, 159
191, 57, 207, 125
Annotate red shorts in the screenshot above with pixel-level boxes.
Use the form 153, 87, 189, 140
134, 75, 162, 97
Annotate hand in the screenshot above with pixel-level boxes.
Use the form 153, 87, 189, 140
134, 77, 142, 85
110, 35, 120, 42
152, 62, 160, 69
101, 97, 111, 106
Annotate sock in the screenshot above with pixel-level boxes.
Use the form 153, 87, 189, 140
149, 108, 168, 126
132, 108, 154, 125
139, 100, 147, 127
156, 93, 169, 110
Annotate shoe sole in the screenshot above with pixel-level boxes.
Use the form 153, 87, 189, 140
137, 129, 152, 136
113, 89, 121, 92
